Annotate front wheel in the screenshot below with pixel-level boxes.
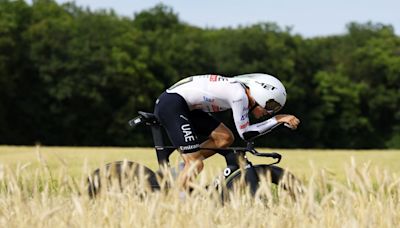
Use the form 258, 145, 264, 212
224, 165, 303, 201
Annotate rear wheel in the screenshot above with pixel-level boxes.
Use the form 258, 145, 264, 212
88, 160, 159, 197
224, 165, 303, 201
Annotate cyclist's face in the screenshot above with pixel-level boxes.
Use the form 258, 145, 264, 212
251, 106, 268, 119
252, 104, 282, 119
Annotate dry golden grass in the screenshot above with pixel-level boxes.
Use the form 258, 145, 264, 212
1, 146, 400, 227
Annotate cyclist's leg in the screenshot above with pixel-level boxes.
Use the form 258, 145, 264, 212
154, 92, 200, 152
190, 110, 234, 159
154, 94, 234, 189
179, 151, 204, 189
179, 121, 234, 189
154, 93, 203, 188
198, 123, 234, 159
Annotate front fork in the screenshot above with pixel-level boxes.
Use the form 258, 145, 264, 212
217, 151, 260, 195
243, 160, 259, 195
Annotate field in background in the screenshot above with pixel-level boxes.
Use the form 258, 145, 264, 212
1, 146, 400, 227
0, 146, 399, 182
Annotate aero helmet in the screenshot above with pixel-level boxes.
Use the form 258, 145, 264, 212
235, 73, 287, 113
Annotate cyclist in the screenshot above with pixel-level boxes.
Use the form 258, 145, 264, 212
154, 73, 300, 190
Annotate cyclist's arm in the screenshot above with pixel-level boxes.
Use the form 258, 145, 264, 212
229, 91, 281, 141
241, 117, 280, 140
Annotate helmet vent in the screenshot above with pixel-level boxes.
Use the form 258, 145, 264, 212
256, 81, 275, 90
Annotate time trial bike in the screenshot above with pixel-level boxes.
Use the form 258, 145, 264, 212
87, 111, 303, 200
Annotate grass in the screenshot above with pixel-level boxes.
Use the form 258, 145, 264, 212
0, 145, 399, 181
0, 146, 399, 227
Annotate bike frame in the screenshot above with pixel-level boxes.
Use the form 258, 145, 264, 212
129, 111, 283, 194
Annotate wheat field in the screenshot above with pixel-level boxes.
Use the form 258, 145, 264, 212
1, 146, 399, 227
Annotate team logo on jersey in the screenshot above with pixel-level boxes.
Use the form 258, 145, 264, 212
240, 113, 248, 121
209, 74, 228, 82
181, 124, 195, 142
203, 96, 215, 103
180, 144, 200, 151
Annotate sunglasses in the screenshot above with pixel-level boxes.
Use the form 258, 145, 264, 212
250, 99, 282, 115
265, 99, 282, 114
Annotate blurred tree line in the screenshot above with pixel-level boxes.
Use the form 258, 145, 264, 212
0, 0, 399, 148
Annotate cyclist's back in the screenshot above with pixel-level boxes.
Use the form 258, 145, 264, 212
166, 74, 246, 113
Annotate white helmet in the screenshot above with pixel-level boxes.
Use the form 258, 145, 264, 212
234, 73, 287, 113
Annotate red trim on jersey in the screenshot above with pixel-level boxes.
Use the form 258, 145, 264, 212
240, 122, 249, 129
210, 75, 217, 81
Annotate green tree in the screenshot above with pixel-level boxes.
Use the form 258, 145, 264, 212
344, 23, 400, 147
0, 1, 399, 148
0, 0, 39, 144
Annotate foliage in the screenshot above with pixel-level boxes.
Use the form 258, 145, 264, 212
0, 0, 399, 148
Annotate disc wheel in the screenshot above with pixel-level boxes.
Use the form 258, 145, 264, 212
224, 165, 303, 202
88, 161, 159, 197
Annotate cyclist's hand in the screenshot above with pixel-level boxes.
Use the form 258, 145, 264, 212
275, 114, 300, 130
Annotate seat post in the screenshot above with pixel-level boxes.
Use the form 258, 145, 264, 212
150, 124, 175, 168
135, 111, 176, 168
